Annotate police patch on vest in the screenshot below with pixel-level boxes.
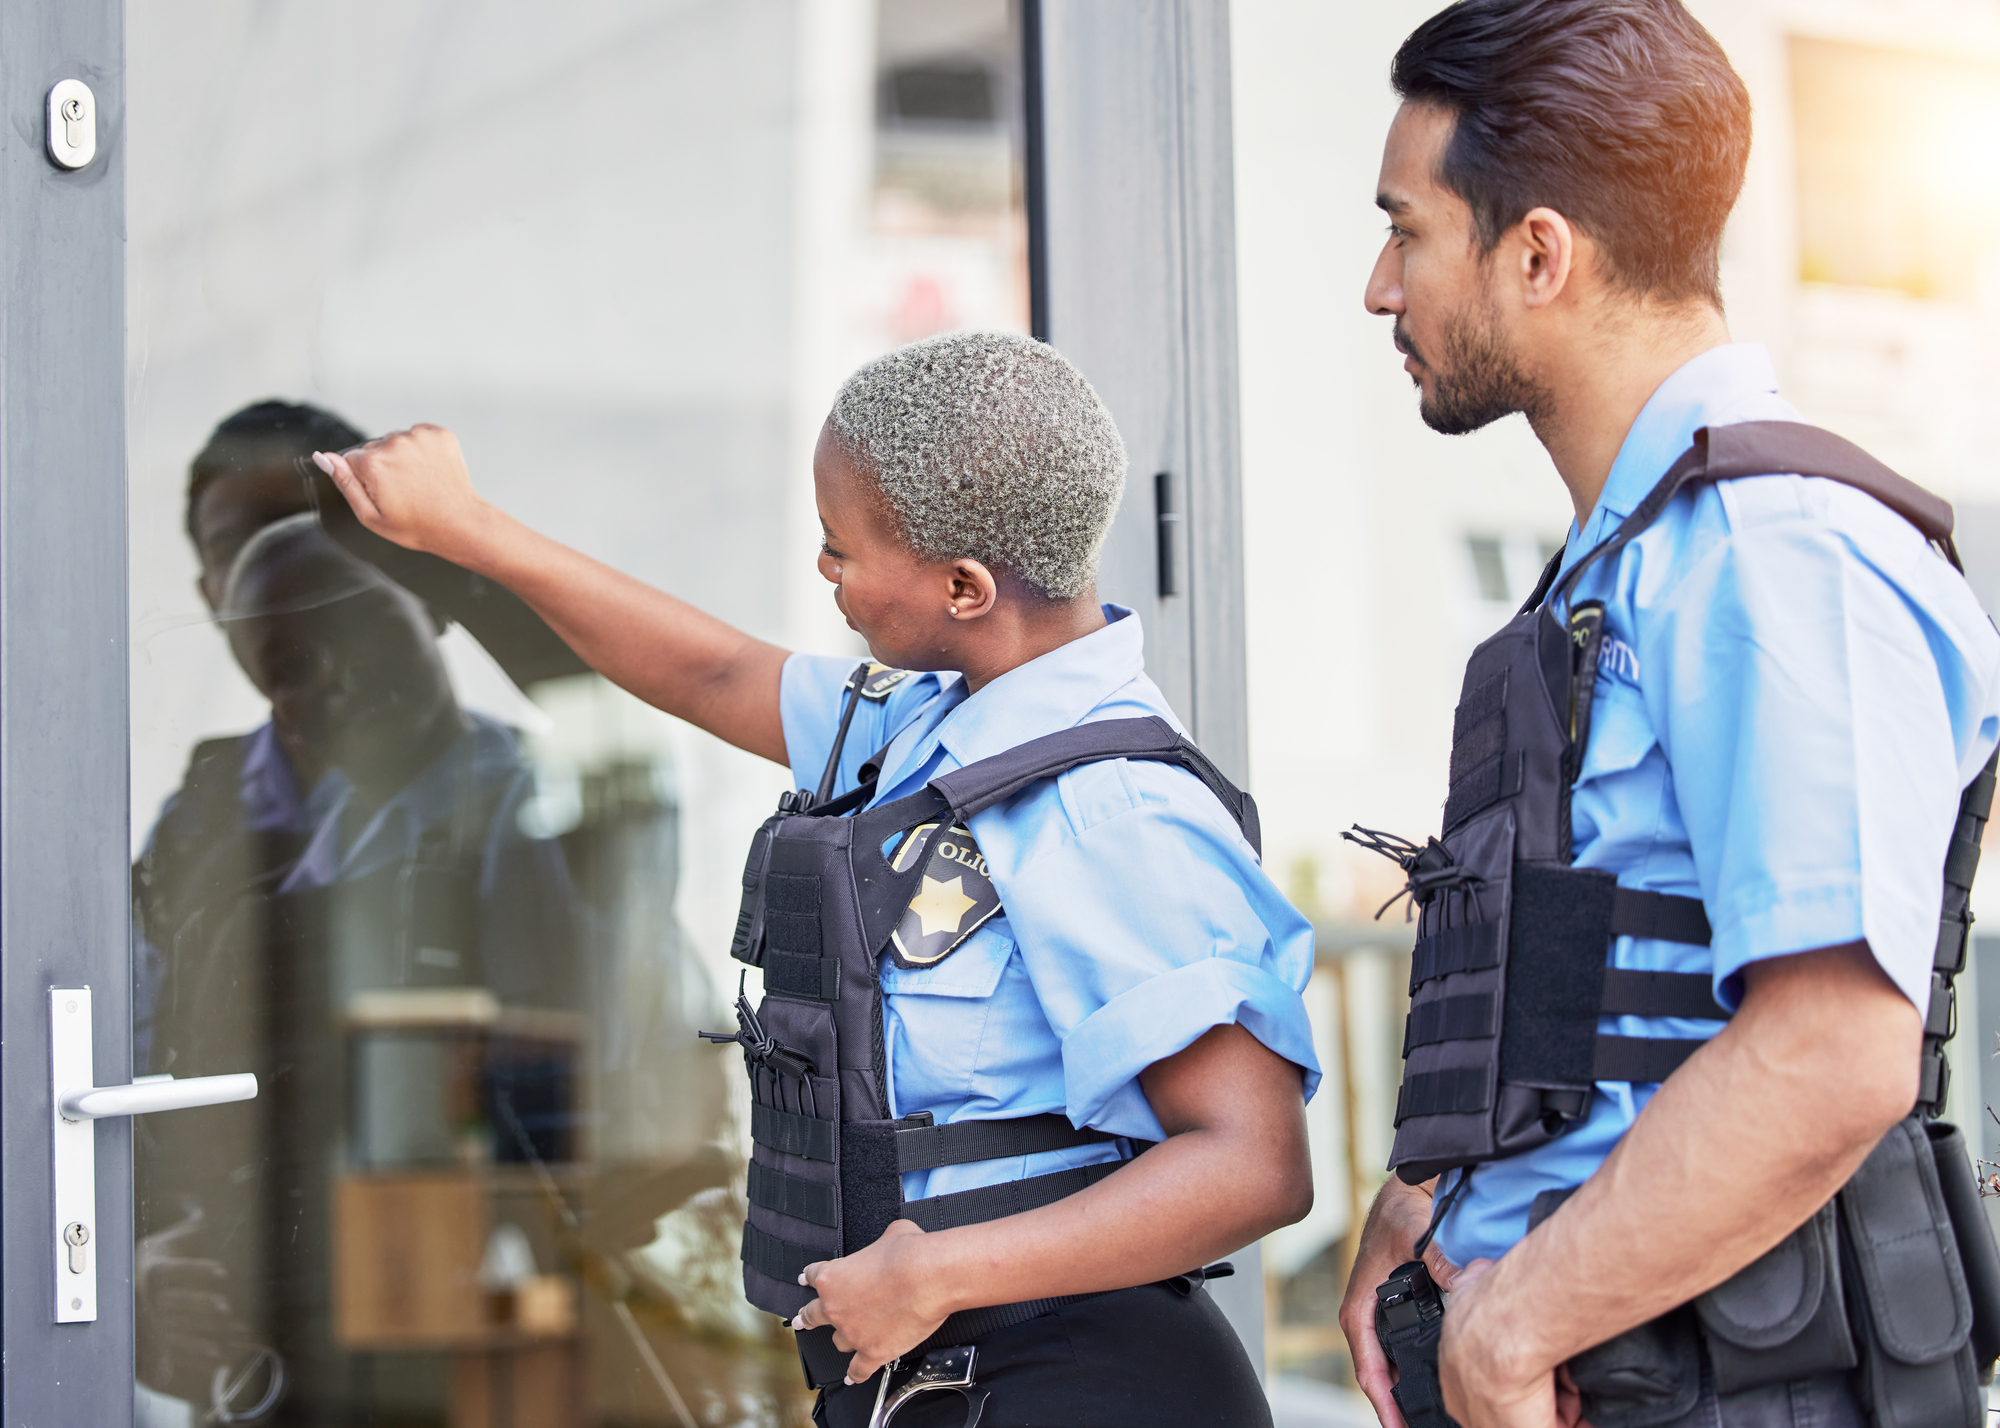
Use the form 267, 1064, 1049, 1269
885, 823, 1002, 969
860, 664, 912, 701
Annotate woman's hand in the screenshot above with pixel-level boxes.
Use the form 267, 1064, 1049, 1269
313, 424, 492, 564
792, 1220, 949, 1383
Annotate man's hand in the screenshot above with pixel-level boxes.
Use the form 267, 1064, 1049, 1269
315, 425, 492, 564
1340, 1176, 1459, 1428
1410, 943, 1918, 1428
1438, 1257, 1585, 1428
792, 1220, 949, 1384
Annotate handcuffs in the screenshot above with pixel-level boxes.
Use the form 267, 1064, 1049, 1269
866, 1345, 987, 1428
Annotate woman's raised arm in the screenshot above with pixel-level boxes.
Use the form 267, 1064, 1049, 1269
318, 425, 790, 765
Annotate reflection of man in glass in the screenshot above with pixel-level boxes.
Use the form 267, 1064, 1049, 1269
133, 509, 580, 1419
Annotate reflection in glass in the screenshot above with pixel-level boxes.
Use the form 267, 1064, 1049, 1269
128, 4, 1028, 1424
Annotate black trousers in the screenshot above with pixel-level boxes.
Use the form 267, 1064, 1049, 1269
813, 1282, 1271, 1428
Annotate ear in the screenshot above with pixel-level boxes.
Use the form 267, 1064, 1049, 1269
945, 558, 1001, 622
1512, 206, 1577, 310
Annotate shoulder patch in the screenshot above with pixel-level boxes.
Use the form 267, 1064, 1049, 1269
885, 822, 1003, 970
860, 663, 913, 702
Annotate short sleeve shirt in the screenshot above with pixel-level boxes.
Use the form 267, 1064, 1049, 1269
1438, 345, 2000, 1266
778, 606, 1321, 1202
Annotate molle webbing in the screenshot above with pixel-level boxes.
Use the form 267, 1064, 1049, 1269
762, 948, 841, 1001
745, 1114, 1121, 1233
892, 1112, 1119, 1171
742, 1223, 818, 1286
899, 1160, 1125, 1232
751, 1103, 835, 1162
748, 1109, 1113, 1176
1393, 868, 1725, 1130
1409, 888, 1712, 993
1383, 420, 1981, 1183
749, 1162, 836, 1226
722, 705, 1261, 1365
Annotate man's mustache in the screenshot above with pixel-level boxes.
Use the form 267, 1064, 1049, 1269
1393, 320, 1426, 368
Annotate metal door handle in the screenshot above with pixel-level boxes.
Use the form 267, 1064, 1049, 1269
58, 1072, 257, 1122
49, 987, 260, 1324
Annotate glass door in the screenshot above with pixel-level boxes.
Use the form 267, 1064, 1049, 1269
2, 3, 1251, 1423
124, 5, 1029, 1424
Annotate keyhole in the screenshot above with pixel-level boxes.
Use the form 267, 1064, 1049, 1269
63, 1221, 88, 1275
60, 97, 85, 149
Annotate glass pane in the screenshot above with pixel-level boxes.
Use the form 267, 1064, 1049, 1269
127, 5, 1027, 1425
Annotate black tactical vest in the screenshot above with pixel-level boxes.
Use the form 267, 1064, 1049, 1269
1358, 421, 1991, 1185
708, 671, 1258, 1368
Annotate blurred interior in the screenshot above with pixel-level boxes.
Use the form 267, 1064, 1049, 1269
128, 4, 1024, 1424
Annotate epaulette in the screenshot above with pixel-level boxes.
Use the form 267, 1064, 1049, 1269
858, 663, 913, 701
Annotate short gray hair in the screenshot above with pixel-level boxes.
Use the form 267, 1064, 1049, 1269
827, 331, 1127, 600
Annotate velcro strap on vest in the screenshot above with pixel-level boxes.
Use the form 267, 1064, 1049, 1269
1608, 888, 1712, 946
751, 1103, 836, 1162
741, 1222, 819, 1284
1443, 751, 1525, 832
1598, 968, 1728, 1021
762, 948, 840, 1001
747, 1161, 837, 1227
894, 1112, 1118, 1172
899, 1160, 1123, 1232
1403, 993, 1497, 1054
1409, 921, 1502, 990
1394, 1066, 1492, 1124
1592, 1034, 1708, 1084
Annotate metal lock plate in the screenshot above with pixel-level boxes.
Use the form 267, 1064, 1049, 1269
46, 79, 96, 171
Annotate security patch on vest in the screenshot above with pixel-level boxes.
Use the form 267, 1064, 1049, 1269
860, 664, 913, 701
886, 822, 1002, 969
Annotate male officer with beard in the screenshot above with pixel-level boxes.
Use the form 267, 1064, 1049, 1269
1337, 5, 2000, 1428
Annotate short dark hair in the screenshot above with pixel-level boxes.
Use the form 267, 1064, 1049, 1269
1391, 0, 1751, 306
186, 399, 366, 539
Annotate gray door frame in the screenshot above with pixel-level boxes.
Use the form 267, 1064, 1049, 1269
0, 0, 1257, 1416
2, 1, 132, 1424
1035, 0, 1263, 1363
1037, 0, 1248, 781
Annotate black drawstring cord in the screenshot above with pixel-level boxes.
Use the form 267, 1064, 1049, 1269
698, 973, 820, 1117
1412, 1165, 1472, 1259
1341, 824, 1483, 921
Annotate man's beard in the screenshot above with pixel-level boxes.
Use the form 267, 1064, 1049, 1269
1396, 299, 1548, 436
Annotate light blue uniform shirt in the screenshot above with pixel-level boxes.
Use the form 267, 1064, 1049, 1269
1438, 344, 2000, 1267
779, 606, 1320, 1203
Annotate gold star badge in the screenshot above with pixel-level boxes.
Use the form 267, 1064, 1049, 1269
887, 824, 1003, 969
908, 874, 979, 937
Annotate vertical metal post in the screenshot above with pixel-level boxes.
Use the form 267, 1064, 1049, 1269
1, 0, 132, 1421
